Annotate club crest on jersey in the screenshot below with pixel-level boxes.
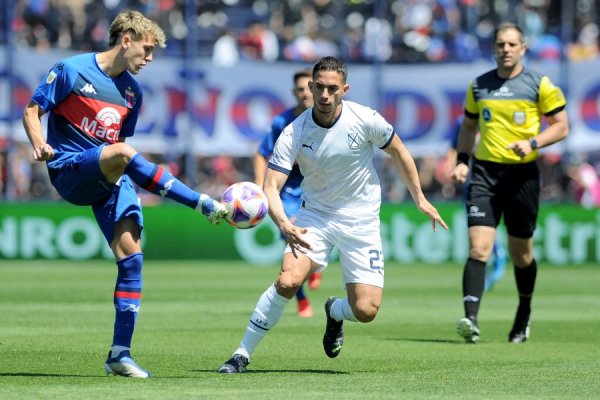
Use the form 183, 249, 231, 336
125, 87, 136, 108
347, 132, 360, 149
513, 111, 526, 125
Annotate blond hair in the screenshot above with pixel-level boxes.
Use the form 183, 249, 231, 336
108, 10, 166, 48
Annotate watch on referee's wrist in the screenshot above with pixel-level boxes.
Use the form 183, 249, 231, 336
529, 138, 539, 150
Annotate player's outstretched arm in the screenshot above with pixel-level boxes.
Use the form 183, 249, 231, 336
263, 167, 311, 256
23, 101, 54, 161
384, 134, 448, 231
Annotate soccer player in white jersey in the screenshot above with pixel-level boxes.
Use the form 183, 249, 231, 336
218, 56, 448, 373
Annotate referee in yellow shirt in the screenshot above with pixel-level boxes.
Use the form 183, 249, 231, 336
452, 22, 569, 344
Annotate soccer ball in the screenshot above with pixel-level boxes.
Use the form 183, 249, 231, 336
222, 182, 269, 229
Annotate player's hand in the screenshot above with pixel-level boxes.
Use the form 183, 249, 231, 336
451, 163, 469, 184
281, 221, 311, 257
506, 140, 533, 158
416, 198, 448, 232
32, 144, 54, 161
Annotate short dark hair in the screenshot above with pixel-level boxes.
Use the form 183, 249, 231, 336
312, 56, 347, 83
293, 69, 312, 84
494, 22, 525, 44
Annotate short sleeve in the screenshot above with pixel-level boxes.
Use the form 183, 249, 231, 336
31, 62, 74, 112
370, 110, 395, 149
538, 76, 567, 115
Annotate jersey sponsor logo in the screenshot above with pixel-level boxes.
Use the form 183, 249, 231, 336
80, 107, 122, 142
493, 86, 514, 97
81, 83, 97, 95
468, 206, 486, 218
513, 111, 526, 125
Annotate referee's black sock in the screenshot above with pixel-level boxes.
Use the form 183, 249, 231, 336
514, 259, 537, 314
462, 258, 486, 323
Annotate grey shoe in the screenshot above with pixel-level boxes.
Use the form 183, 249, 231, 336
456, 317, 480, 343
218, 354, 249, 373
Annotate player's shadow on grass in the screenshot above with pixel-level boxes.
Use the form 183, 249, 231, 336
193, 369, 349, 374
388, 337, 457, 344
0, 372, 98, 378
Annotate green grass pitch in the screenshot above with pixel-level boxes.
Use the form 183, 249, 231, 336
0, 260, 598, 399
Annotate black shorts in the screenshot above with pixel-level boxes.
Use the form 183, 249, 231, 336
466, 158, 540, 238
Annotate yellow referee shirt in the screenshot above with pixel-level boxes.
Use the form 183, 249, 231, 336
464, 68, 566, 164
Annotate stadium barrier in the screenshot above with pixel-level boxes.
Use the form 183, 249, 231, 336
0, 202, 598, 265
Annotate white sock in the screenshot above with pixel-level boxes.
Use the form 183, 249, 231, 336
330, 297, 358, 322
235, 284, 289, 361
111, 345, 130, 358
195, 194, 210, 212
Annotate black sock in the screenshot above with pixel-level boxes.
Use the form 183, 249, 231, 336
514, 259, 537, 314
462, 258, 486, 323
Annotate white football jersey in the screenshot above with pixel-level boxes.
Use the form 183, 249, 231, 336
269, 100, 395, 219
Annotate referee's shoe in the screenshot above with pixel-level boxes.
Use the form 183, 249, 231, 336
456, 317, 480, 343
509, 309, 531, 343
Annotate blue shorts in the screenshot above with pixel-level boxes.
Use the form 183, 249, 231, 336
48, 145, 143, 243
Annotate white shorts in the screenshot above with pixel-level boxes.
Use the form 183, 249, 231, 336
284, 207, 384, 288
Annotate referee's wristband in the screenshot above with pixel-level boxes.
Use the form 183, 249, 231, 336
456, 152, 470, 166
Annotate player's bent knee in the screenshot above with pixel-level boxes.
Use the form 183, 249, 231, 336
352, 303, 379, 323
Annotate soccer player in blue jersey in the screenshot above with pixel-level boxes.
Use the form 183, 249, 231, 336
22, 10, 227, 378
254, 69, 321, 318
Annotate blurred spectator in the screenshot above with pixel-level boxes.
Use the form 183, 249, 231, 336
212, 29, 240, 67
567, 21, 599, 61
238, 20, 279, 62
8, 0, 598, 64
567, 154, 600, 208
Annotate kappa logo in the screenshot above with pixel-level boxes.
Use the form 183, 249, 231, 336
81, 83, 97, 95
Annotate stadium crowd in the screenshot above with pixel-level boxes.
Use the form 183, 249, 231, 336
7, 0, 600, 63
2, 0, 600, 205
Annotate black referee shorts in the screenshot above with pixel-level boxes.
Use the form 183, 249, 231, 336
465, 158, 540, 239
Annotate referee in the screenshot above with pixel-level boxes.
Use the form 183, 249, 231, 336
452, 22, 569, 344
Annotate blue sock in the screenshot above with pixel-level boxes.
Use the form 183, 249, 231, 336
113, 253, 143, 348
295, 284, 307, 301
125, 153, 199, 208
